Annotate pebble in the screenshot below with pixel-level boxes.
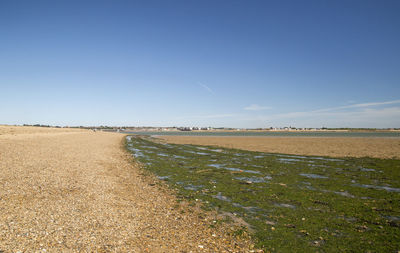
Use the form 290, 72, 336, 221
0, 128, 256, 252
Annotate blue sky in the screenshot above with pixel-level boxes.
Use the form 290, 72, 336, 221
1, 0, 399, 128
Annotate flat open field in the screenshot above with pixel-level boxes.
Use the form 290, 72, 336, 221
158, 136, 400, 159
0, 126, 252, 252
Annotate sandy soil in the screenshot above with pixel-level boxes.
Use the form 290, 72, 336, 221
158, 136, 400, 159
0, 126, 253, 252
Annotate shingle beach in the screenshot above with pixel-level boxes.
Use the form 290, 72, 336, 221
0, 126, 252, 252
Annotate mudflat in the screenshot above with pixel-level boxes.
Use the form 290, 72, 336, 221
0, 126, 251, 252
157, 136, 400, 159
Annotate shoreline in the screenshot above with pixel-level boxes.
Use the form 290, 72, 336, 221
157, 135, 400, 159
152, 134, 400, 139
119, 130, 400, 138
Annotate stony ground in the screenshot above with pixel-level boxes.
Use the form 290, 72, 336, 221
0, 126, 253, 252
158, 136, 400, 159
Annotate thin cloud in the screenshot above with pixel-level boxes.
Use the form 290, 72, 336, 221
313, 99, 400, 113
264, 107, 400, 128
198, 82, 215, 95
274, 99, 400, 118
300, 107, 400, 128
244, 104, 272, 111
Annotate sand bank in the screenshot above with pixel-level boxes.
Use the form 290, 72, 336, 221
157, 136, 400, 159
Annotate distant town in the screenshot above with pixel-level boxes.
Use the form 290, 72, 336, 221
20, 124, 400, 132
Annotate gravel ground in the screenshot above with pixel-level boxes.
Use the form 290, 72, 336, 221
0, 127, 253, 252
158, 136, 400, 159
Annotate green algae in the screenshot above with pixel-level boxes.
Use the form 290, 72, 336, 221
125, 135, 400, 252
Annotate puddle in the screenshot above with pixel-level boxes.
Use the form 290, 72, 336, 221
133, 153, 145, 158
209, 164, 261, 174
254, 155, 265, 158
276, 156, 316, 164
196, 152, 209, 155
352, 184, 400, 193
383, 215, 400, 222
173, 155, 187, 159
142, 150, 154, 154
309, 157, 343, 162
300, 173, 328, 179
274, 203, 296, 209
242, 206, 267, 213
128, 147, 146, 158
157, 153, 169, 157
250, 164, 264, 168
234, 176, 272, 183
197, 147, 209, 150
276, 154, 308, 159
232, 202, 242, 207
305, 185, 317, 190
157, 175, 170, 180
184, 184, 203, 191
360, 196, 373, 200
275, 153, 343, 163
182, 150, 196, 154
278, 158, 302, 163
213, 192, 231, 202
141, 145, 159, 149
211, 149, 223, 153
301, 182, 317, 190
185, 150, 210, 156
334, 191, 355, 198
209, 164, 224, 168
225, 167, 261, 174
128, 147, 141, 153
360, 168, 375, 172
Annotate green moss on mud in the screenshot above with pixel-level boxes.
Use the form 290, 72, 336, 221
126, 135, 400, 252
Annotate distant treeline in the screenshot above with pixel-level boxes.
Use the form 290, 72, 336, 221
23, 124, 62, 128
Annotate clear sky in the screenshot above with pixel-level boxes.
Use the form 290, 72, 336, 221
1, 0, 399, 128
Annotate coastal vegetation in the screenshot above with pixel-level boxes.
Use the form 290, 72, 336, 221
126, 135, 400, 252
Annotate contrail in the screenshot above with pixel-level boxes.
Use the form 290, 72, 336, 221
198, 82, 215, 95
